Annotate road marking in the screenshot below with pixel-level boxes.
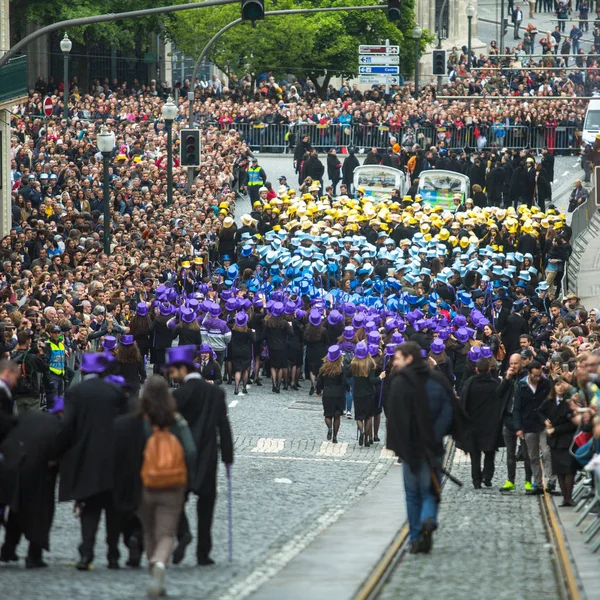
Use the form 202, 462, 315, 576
250, 437, 285, 453
236, 454, 385, 465
228, 400, 239, 408
274, 478, 293, 484
316, 441, 348, 457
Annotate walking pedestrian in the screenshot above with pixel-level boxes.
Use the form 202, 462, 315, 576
113, 334, 147, 400
386, 342, 454, 554
304, 310, 329, 396
44, 325, 66, 412
513, 5, 524, 38
460, 357, 502, 488
112, 376, 196, 597
316, 345, 348, 443
514, 360, 556, 494
349, 341, 380, 448
264, 302, 292, 393
54, 352, 128, 570
165, 346, 234, 567
230, 311, 255, 396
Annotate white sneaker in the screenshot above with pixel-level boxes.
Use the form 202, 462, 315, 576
147, 561, 166, 597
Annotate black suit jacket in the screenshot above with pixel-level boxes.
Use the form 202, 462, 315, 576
56, 377, 128, 501
173, 377, 233, 494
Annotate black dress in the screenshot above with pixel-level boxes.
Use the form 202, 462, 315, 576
264, 322, 292, 369
316, 371, 348, 417
352, 370, 380, 421
539, 397, 579, 475
230, 329, 256, 373
305, 329, 328, 375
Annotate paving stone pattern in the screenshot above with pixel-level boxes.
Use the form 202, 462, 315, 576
0, 382, 394, 600
377, 450, 561, 600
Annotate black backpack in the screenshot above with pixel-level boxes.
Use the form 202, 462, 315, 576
12, 350, 35, 395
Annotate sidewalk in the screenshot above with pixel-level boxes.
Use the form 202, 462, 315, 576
249, 460, 406, 600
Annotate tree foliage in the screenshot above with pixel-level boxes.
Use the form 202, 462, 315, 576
166, 0, 430, 94
9, 0, 169, 50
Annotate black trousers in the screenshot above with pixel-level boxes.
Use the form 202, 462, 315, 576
79, 491, 120, 562
121, 512, 144, 552
2, 509, 42, 559
470, 449, 496, 484
177, 467, 217, 560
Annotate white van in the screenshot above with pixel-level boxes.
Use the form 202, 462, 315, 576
581, 97, 600, 147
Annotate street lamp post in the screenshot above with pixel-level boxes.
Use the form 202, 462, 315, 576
97, 125, 115, 255
60, 33, 72, 124
162, 96, 177, 206
412, 25, 422, 100
466, 3, 476, 72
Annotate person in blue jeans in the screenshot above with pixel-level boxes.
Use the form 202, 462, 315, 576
385, 342, 454, 554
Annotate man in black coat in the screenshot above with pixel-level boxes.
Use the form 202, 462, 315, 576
460, 359, 501, 488
541, 146, 555, 182
165, 346, 234, 566
386, 342, 453, 554
501, 300, 529, 358
342, 148, 360, 193
303, 150, 325, 183
53, 353, 128, 570
0, 359, 20, 416
0, 411, 61, 567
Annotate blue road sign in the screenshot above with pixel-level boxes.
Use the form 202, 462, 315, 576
358, 66, 400, 75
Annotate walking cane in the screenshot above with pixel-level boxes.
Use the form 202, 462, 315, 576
226, 463, 233, 562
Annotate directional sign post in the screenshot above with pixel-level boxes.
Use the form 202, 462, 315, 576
43, 96, 53, 117
358, 39, 401, 92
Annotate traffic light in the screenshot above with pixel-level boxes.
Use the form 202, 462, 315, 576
180, 129, 201, 167
387, 0, 402, 21
241, 0, 264, 22
432, 49, 447, 76
503, 18, 509, 36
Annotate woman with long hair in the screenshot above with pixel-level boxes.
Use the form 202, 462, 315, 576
175, 309, 202, 347
316, 345, 348, 443
304, 310, 328, 396
230, 311, 256, 396
338, 325, 358, 418
130, 303, 152, 365
114, 334, 146, 399
264, 302, 292, 394
148, 304, 177, 374
135, 376, 196, 597
349, 341, 380, 447
539, 377, 579, 506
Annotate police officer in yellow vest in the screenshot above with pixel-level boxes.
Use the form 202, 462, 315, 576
247, 157, 266, 204
45, 325, 66, 411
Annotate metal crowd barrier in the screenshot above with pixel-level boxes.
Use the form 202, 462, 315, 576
205, 122, 583, 154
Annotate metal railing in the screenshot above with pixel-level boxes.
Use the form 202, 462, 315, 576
206, 122, 584, 153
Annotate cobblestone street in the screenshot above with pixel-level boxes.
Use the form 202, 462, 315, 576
377, 450, 561, 600
0, 383, 395, 600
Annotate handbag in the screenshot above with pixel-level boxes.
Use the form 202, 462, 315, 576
573, 430, 592, 448
495, 342, 507, 361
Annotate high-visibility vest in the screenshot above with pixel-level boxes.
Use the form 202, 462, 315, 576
48, 341, 66, 375
248, 166, 262, 186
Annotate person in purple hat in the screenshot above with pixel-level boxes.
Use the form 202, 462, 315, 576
113, 334, 146, 398
129, 303, 152, 365
349, 341, 380, 447
285, 309, 305, 392
305, 311, 328, 396
248, 299, 267, 388
102, 335, 118, 355
428, 338, 453, 385
325, 310, 345, 345
175, 307, 202, 348
230, 312, 256, 396
165, 347, 234, 568
264, 302, 293, 393
198, 344, 222, 385
338, 326, 357, 417
149, 303, 178, 374
315, 345, 348, 443
459, 355, 501, 489
53, 351, 128, 571
200, 301, 231, 373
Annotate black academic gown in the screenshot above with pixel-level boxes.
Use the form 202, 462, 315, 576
173, 376, 234, 495
0, 411, 61, 550
56, 377, 128, 502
